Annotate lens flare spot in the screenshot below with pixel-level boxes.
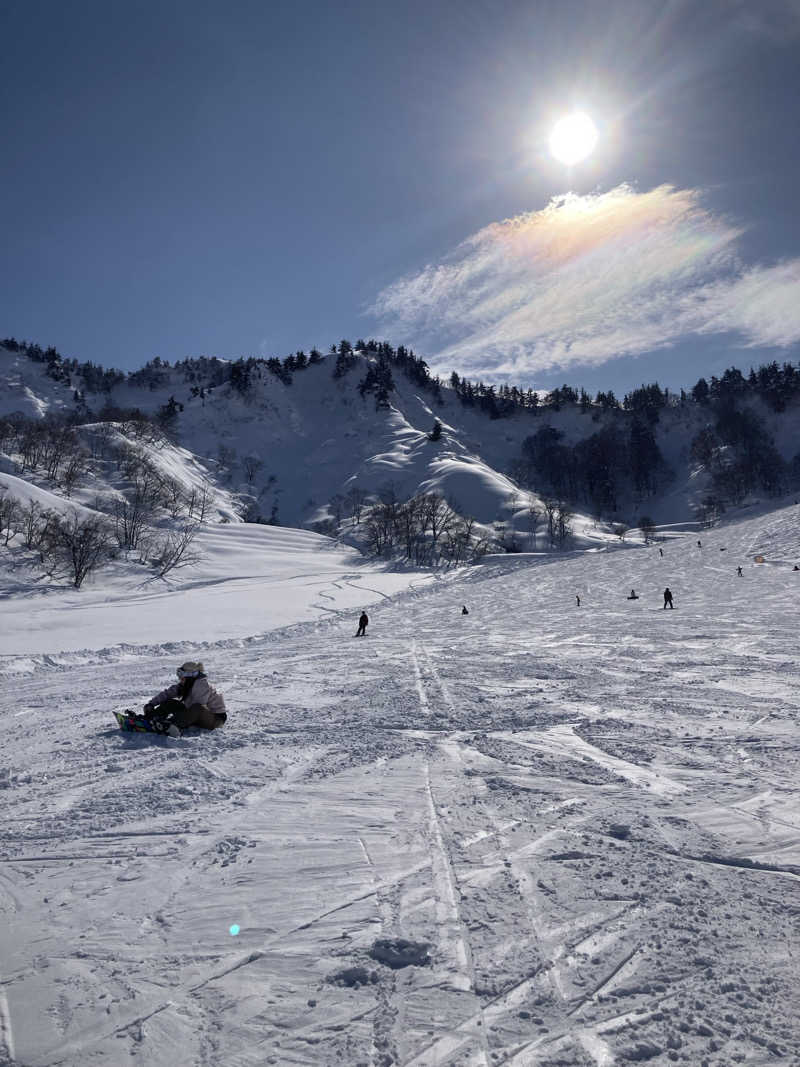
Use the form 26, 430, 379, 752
229, 924, 240, 936
549, 112, 598, 166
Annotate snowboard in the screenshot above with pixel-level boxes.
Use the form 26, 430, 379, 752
114, 710, 175, 735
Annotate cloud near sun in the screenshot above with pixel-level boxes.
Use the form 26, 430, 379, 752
371, 184, 800, 380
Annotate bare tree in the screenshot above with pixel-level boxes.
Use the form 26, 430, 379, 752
527, 503, 542, 550
0, 493, 20, 546
59, 448, 88, 496
364, 494, 401, 555
187, 482, 212, 522
329, 493, 346, 527
54, 513, 113, 588
113, 478, 156, 551
345, 486, 367, 525
493, 519, 520, 553
397, 496, 423, 560
154, 521, 201, 578
441, 514, 478, 565
20, 499, 45, 549
637, 515, 656, 543
420, 493, 452, 548
162, 477, 186, 518
555, 502, 573, 548
543, 499, 559, 548
242, 454, 264, 484
470, 535, 490, 561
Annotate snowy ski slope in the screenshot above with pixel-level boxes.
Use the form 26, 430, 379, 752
1, 502, 799, 1066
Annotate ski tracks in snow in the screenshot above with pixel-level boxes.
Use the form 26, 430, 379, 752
4, 508, 800, 1065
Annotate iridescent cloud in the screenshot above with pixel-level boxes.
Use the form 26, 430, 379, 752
371, 184, 800, 381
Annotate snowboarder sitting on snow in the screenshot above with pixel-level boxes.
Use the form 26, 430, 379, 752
143, 662, 227, 736
355, 611, 369, 637
627, 589, 639, 600
663, 587, 674, 609
462, 605, 469, 615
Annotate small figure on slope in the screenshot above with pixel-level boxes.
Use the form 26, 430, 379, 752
462, 605, 469, 615
355, 611, 369, 637
737, 566, 743, 577
576, 594, 581, 607
659, 548, 663, 557
627, 589, 639, 600
144, 661, 227, 736
663, 587, 674, 609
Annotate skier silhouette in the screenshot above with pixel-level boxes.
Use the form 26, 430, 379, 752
659, 548, 663, 557
627, 589, 639, 600
355, 611, 369, 637
663, 587, 674, 609
576, 595, 581, 607
461, 605, 469, 615
697, 540, 702, 548
737, 566, 743, 576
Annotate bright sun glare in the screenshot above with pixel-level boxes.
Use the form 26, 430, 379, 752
549, 112, 598, 166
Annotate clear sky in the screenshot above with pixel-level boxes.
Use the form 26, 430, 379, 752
3, 0, 800, 395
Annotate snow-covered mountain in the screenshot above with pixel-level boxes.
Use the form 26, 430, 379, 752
4, 341, 800, 540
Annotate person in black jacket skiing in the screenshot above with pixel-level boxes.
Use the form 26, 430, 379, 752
663, 587, 674, 609
355, 611, 369, 636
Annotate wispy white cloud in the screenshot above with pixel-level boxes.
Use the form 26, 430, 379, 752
370, 184, 800, 381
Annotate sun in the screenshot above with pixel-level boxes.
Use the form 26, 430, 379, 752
549, 112, 598, 166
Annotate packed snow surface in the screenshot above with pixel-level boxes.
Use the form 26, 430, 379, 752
0, 524, 432, 659
1, 504, 799, 1066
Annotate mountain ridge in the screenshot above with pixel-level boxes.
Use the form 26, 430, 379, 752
2, 339, 799, 540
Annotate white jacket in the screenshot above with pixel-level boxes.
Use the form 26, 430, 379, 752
150, 674, 226, 715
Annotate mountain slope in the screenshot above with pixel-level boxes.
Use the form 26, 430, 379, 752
2, 341, 799, 540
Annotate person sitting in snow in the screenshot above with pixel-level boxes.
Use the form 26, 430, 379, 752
627, 589, 639, 599
355, 611, 369, 637
143, 661, 227, 736
462, 605, 469, 615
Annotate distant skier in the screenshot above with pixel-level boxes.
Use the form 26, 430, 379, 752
461, 605, 469, 615
794, 565, 799, 571
627, 589, 639, 600
697, 540, 702, 547
737, 566, 743, 576
143, 661, 227, 736
576, 594, 581, 607
663, 587, 674, 609
659, 548, 663, 557
355, 611, 369, 637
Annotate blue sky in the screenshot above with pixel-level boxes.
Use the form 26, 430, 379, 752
3, 0, 800, 395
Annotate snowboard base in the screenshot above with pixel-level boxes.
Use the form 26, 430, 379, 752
114, 710, 170, 734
